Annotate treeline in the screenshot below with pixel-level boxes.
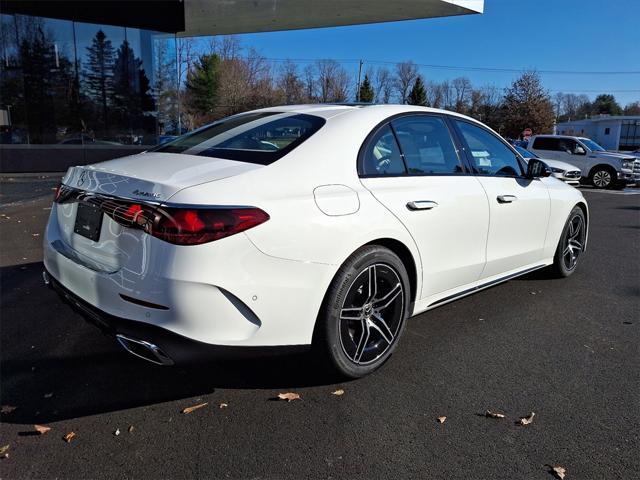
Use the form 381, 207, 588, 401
171, 37, 638, 140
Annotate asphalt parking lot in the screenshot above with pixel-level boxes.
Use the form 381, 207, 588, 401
1, 175, 639, 479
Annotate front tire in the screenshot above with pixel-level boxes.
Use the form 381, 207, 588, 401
590, 166, 616, 189
550, 206, 586, 278
315, 246, 410, 378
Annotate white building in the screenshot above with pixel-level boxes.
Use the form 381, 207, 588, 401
555, 115, 640, 151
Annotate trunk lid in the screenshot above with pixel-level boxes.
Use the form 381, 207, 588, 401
62, 151, 263, 202
54, 152, 263, 272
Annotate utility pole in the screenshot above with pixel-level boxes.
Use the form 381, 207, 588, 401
356, 59, 363, 102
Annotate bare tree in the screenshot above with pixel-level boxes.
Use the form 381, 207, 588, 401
374, 67, 393, 103
315, 59, 349, 102
425, 81, 444, 108
452, 77, 472, 113
278, 60, 306, 104
394, 61, 418, 104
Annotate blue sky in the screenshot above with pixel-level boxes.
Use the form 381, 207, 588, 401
228, 0, 640, 105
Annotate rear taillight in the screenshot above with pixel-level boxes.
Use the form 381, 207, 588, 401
149, 207, 269, 245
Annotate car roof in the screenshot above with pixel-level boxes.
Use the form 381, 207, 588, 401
252, 103, 486, 125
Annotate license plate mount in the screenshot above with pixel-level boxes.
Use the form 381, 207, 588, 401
74, 202, 103, 241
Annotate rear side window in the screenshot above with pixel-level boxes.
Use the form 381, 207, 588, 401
361, 124, 406, 176
391, 115, 463, 175
532, 137, 561, 150
455, 120, 523, 177
154, 112, 325, 165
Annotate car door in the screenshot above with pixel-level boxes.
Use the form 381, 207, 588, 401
452, 119, 551, 279
359, 114, 489, 299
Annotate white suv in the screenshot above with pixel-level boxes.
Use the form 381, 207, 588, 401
527, 135, 639, 189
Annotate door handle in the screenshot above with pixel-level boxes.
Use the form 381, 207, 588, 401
497, 195, 517, 204
406, 200, 439, 211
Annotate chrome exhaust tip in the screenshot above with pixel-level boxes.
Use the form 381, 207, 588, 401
116, 334, 174, 366
42, 270, 50, 286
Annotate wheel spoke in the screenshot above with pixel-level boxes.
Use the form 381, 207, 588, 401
353, 320, 370, 363
340, 307, 362, 321
373, 282, 402, 310
366, 265, 377, 303
370, 313, 394, 344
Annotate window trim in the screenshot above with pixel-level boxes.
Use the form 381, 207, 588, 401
357, 112, 471, 178
449, 117, 528, 179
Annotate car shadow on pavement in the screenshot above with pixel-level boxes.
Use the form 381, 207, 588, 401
0, 262, 341, 424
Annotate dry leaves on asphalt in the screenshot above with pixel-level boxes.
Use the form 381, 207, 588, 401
437, 416, 447, 424
277, 392, 301, 402
0, 444, 9, 459
114, 428, 120, 436
1, 405, 17, 414
34, 424, 51, 435
550, 464, 567, 479
485, 410, 506, 419
518, 412, 536, 425
331, 389, 345, 396
219, 403, 228, 409
63, 432, 75, 443
128, 425, 134, 433
181, 402, 208, 414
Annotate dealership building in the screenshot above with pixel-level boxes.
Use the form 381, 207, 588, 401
555, 115, 640, 152
0, 0, 484, 172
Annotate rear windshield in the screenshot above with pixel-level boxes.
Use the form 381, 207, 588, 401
153, 112, 325, 165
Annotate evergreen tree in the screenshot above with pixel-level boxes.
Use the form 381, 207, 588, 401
358, 74, 374, 103
84, 30, 115, 133
185, 54, 221, 117
408, 75, 427, 106
502, 71, 554, 138
591, 94, 622, 116
112, 39, 154, 137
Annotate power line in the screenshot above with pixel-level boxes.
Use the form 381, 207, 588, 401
257, 57, 640, 75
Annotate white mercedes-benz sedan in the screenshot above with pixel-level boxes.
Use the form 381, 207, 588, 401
43, 105, 588, 377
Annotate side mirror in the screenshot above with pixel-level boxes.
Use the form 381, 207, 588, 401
574, 146, 586, 155
526, 158, 552, 178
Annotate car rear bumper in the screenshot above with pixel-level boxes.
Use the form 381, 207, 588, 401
44, 268, 309, 365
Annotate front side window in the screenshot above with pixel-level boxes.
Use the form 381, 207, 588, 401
455, 120, 523, 177
391, 115, 463, 175
154, 112, 325, 165
361, 124, 406, 176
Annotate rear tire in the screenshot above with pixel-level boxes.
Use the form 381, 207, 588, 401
314, 245, 410, 378
590, 166, 616, 189
550, 206, 586, 278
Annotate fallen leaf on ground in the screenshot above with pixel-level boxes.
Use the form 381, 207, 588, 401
437, 416, 447, 424
34, 424, 51, 435
518, 412, 536, 425
277, 392, 301, 402
181, 402, 208, 414
128, 425, 134, 433
0, 445, 9, 458
550, 464, 567, 479
331, 389, 345, 396
63, 432, 75, 443
114, 428, 120, 436
485, 410, 506, 419
43, 393, 53, 399
1, 405, 17, 414
219, 403, 228, 409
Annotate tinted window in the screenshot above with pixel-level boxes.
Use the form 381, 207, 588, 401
455, 120, 523, 177
361, 125, 406, 176
515, 146, 538, 159
391, 115, 463, 175
532, 137, 563, 150
154, 112, 325, 165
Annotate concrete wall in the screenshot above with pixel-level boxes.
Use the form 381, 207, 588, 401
0, 145, 148, 173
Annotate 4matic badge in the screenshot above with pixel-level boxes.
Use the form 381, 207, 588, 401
132, 189, 162, 199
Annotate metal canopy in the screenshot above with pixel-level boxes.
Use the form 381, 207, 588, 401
1, 0, 483, 35
181, 0, 484, 36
